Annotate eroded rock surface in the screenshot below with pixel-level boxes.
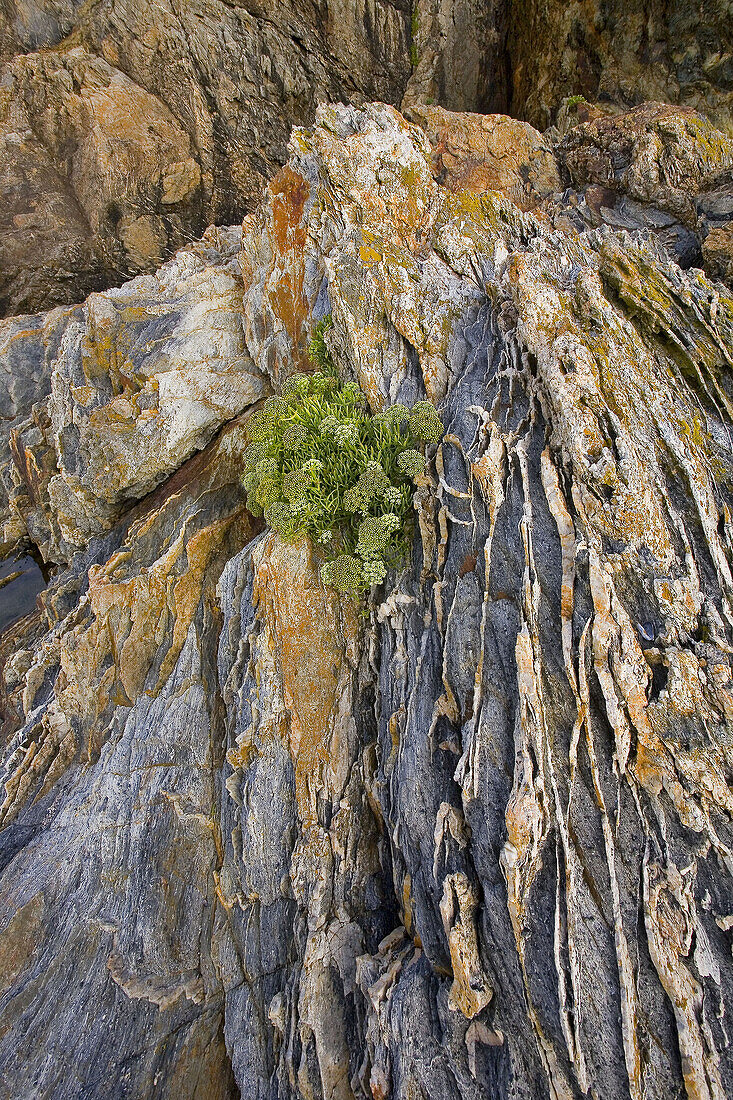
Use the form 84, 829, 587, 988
0, 0, 413, 315
2, 0, 733, 316
402, 0, 507, 115
559, 103, 733, 226
1, 101, 733, 1100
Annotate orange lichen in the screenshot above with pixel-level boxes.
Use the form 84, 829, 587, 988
269, 165, 309, 255
260, 165, 312, 370
252, 535, 358, 830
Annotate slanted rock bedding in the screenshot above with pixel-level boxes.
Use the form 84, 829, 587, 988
1, 95, 733, 1100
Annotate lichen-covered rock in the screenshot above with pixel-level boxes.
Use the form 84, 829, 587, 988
554, 102, 733, 274
0, 225, 265, 561
3, 0, 733, 319
0, 305, 72, 551
0, 408, 259, 1099
559, 102, 733, 226
406, 104, 561, 210
2, 100, 733, 1100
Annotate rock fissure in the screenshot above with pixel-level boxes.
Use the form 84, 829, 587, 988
1, 79, 733, 1100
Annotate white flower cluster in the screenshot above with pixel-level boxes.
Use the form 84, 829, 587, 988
362, 559, 387, 585
319, 415, 358, 446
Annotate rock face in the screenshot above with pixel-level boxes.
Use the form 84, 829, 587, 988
2, 1, 733, 317
0, 0, 412, 315
555, 102, 733, 275
559, 103, 733, 227
0, 45, 205, 316
402, 0, 508, 114
2, 100, 733, 1100
507, 0, 733, 134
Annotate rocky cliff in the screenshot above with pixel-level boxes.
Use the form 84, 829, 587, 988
1, 96, 733, 1099
1, 0, 732, 316
0, 0, 412, 315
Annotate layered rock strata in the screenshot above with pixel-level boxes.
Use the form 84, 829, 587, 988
1, 101, 733, 1100
2, 0, 733, 316
0, 0, 412, 315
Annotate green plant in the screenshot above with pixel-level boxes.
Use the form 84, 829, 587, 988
410, 4, 419, 68
243, 316, 443, 596
566, 94, 588, 108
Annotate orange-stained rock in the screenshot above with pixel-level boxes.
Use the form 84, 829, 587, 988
0, 0, 414, 317
240, 165, 314, 385
0, 46, 204, 316
407, 104, 561, 210
3, 97, 733, 1100
0, 416, 259, 827
252, 533, 359, 830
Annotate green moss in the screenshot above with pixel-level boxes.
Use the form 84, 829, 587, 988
244, 314, 444, 596
410, 4, 419, 68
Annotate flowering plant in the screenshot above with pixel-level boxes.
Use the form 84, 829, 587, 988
243, 317, 443, 595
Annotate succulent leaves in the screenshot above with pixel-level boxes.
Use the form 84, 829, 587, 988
244, 315, 443, 596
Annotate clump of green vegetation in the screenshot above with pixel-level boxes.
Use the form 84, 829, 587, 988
566, 94, 588, 108
244, 316, 443, 596
410, 4, 419, 68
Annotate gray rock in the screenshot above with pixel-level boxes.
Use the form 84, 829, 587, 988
2, 101, 733, 1100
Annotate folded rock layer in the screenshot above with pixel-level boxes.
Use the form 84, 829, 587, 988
1, 0, 732, 315
1, 101, 733, 1100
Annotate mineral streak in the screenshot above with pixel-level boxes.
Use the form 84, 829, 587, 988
1, 100, 733, 1100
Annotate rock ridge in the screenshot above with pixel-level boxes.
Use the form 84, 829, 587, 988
0, 98, 733, 1100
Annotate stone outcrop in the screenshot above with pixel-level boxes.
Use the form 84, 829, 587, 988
559, 102, 733, 226
2, 99, 733, 1100
0, 0, 412, 315
1, 225, 265, 562
555, 102, 733, 275
406, 103, 561, 210
2, 1, 733, 317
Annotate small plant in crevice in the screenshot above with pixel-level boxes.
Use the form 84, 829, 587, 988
410, 4, 419, 68
243, 316, 443, 597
